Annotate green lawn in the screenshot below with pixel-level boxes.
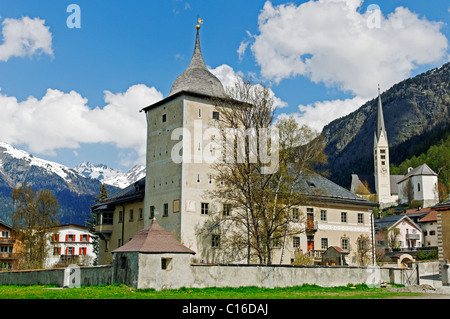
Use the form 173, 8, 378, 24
0, 283, 423, 299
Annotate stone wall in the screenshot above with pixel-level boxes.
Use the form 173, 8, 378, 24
0, 265, 112, 287
0, 261, 418, 290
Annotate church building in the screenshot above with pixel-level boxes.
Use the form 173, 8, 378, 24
351, 89, 439, 209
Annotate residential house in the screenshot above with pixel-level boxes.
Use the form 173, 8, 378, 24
374, 215, 422, 251
0, 220, 19, 270
45, 224, 96, 268
417, 211, 438, 247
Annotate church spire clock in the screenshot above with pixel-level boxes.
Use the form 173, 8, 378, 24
374, 85, 391, 206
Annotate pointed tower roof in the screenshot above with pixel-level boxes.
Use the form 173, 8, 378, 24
169, 26, 227, 98
112, 219, 195, 254
375, 85, 387, 141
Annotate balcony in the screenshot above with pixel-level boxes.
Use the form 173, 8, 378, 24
0, 237, 15, 244
0, 252, 18, 260
305, 221, 318, 233
406, 233, 421, 240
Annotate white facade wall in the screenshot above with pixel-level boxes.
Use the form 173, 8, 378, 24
45, 225, 95, 268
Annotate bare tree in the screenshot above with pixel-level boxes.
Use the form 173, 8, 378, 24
355, 234, 372, 266
11, 183, 59, 269
197, 79, 327, 264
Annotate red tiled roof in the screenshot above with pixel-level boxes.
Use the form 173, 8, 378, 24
403, 207, 432, 215
112, 219, 195, 254
418, 211, 437, 223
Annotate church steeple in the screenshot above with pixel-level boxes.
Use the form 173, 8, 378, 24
375, 85, 387, 143
373, 85, 391, 207
169, 24, 227, 98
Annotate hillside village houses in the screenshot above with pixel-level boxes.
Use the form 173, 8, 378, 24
92, 26, 378, 267
0, 220, 95, 270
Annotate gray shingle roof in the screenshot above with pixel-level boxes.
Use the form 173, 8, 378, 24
169, 29, 227, 99
397, 163, 438, 183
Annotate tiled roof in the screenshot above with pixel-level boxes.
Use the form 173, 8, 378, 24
418, 211, 437, 223
398, 163, 438, 183
112, 219, 196, 254
302, 172, 377, 207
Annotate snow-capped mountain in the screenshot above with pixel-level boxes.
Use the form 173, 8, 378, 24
0, 141, 120, 225
74, 162, 145, 189
0, 141, 86, 189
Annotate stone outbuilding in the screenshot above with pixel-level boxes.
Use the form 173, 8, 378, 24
112, 219, 195, 289
321, 246, 349, 266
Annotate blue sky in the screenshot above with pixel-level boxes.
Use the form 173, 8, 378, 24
0, 0, 448, 172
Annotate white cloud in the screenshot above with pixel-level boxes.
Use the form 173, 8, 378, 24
237, 40, 249, 61
0, 16, 53, 62
210, 63, 287, 108
277, 96, 368, 132
251, 0, 448, 98
0, 84, 163, 164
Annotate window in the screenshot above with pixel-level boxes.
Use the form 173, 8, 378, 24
381, 155, 385, 159
53, 247, 61, 255
292, 208, 300, 221
211, 235, 221, 248
162, 114, 167, 123
67, 247, 75, 255
320, 210, 327, 222
272, 237, 281, 248
212, 111, 220, 120
341, 238, 349, 251
163, 203, 169, 217
67, 234, 75, 242
293, 236, 300, 248
79, 247, 87, 255
161, 258, 172, 270
321, 238, 328, 250
120, 257, 127, 269
119, 211, 123, 223
201, 202, 209, 215
381, 161, 385, 165
139, 208, 143, 220
358, 213, 364, 224
341, 212, 347, 223
430, 230, 436, 236
150, 206, 155, 219
102, 212, 113, 225
1, 231, 9, 238
223, 204, 231, 216
380, 149, 386, 154
80, 234, 89, 242
417, 183, 421, 192
129, 209, 134, 222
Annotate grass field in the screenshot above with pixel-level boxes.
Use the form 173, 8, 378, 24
0, 283, 423, 299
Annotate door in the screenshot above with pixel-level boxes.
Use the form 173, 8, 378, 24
307, 235, 314, 251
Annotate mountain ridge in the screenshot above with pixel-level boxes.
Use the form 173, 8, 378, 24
321, 62, 450, 189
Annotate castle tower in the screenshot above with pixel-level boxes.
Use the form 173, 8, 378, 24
374, 86, 391, 206
140, 24, 228, 260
